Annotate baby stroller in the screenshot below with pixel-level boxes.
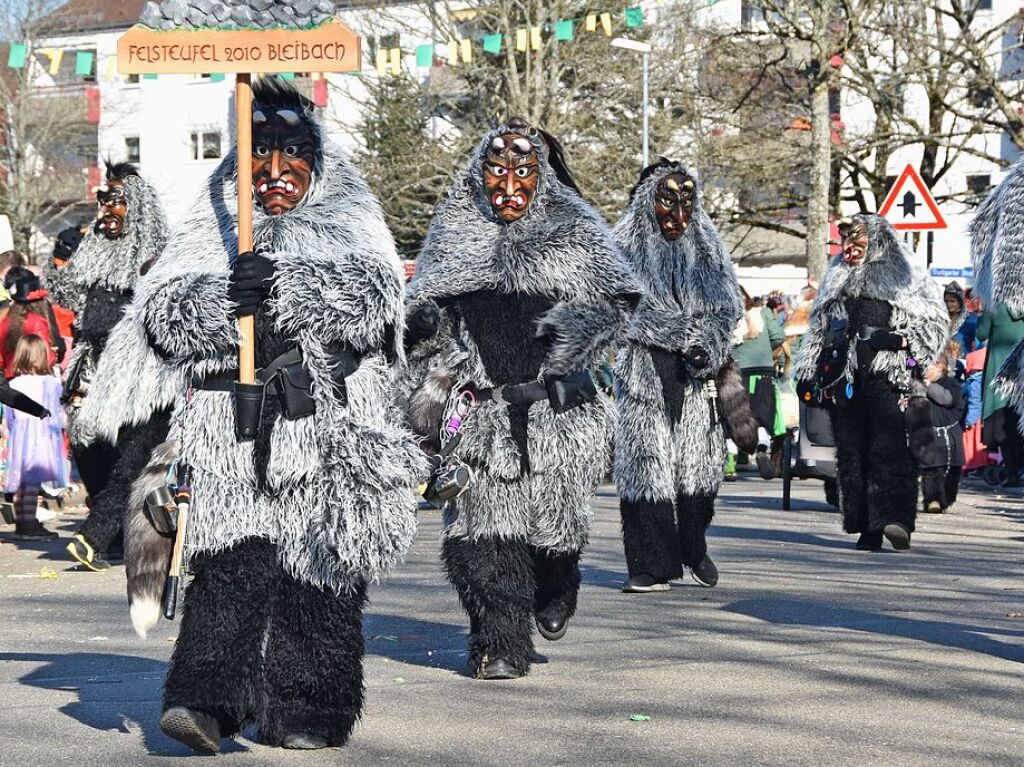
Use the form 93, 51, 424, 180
782, 401, 838, 510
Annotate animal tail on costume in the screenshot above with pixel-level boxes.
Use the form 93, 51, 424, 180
125, 439, 180, 639
716, 359, 759, 455
407, 369, 453, 454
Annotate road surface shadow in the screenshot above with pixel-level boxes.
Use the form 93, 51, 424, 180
710, 525, 852, 549
364, 614, 469, 674
724, 599, 1024, 663
0, 651, 248, 756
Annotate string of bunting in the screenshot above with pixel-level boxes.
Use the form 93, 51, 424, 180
375, 7, 646, 77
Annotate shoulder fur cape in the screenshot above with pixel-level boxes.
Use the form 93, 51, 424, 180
402, 124, 638, 551
970, 160, 1024, 421
129, 114, 422, 604
793, 214, 949, 390
612, 162, 743, 500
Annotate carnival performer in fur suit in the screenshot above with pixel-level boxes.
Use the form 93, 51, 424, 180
132, 79, 421, 753
970, 158, 1024, 426
60, 162, 169, 572
402, 119, 639, 680
613, 160, 744, 592
794, 214, 948, 551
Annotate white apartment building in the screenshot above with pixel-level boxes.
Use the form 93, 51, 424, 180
23, 0, 1023, 280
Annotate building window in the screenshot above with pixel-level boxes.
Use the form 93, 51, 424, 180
190, 130, 222, 160
125, 137, 140, 163
977, 0, 992, 10
967, 174, 992, 196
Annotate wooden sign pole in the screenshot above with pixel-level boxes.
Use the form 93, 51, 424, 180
235, 73, 256, 385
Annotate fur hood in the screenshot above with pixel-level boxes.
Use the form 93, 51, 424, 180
408, 124, 638, 305
56, 174, 168, 306
612, 161, 741, 371
794, 214, 949, 388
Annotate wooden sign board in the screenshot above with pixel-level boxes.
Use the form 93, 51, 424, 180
117, 19, 361, 75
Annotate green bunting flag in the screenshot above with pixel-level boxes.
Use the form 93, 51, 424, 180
555, 20, 574, 41
483, 33, 502, 55
209, 73, 225, 82
278, 72, 295, 80
75, 50, 94, 76
7, 43, 27, 69
416, 44, 433, 68
625, 7, 643, 28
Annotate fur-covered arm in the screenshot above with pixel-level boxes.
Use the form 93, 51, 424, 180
893, 276, 950, 370
141, 271, 239, 366
625, 298, 737, 374
537, 297, 633, 377
271, 249, 403, 355
792, 308, 828, 382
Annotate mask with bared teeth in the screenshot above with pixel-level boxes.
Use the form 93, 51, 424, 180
252, 104, 315, 216
93, 180, 129, 240
654, 172, 696, 241
483, 130, 541, 222
838, 218, 869, 268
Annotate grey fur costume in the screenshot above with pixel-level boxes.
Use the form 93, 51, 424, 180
794, 214, 949, 539
136, 120, 422, 598
62, 172, 170, 446
970, 159, 1024, 423
793, 215, 949, 391
404, 127, 639, 554
613, 163, 742, 505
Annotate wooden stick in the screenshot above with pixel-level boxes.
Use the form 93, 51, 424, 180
162, 487, 191, 620
236, 73, 256, 385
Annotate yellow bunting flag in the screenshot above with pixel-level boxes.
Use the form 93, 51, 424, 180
516, 28, 528, 52
530, 26, 542, 50
46, 49, 63, 76
586, 13, 597, 31
375, 48, 388, 76
312, 72, 324, 81
105, 56, 118, 81
389, 47, 401, 75
446, 40, 458, 63
461, 39, 472, 64
600, 12, 612, 36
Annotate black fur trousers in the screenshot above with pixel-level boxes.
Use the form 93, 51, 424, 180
76, 410, 172, 554
442, 535, 581, 677
164, 538, 367, 746
620, 492, 715, 580
831, 378, 918, 534
921, 467, 961, 511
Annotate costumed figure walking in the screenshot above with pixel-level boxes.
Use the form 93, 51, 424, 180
60, 162, 169, 571
402, 119, 639, 680
130, 79, 421, 753
612, 160, 745, 593
794, 214, 949, 551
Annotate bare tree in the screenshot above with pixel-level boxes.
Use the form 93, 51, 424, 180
0, 0, 92, 256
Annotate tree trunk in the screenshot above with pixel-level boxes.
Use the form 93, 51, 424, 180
806, 77, 832, 280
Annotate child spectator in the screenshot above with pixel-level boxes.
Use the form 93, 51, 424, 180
3, 335, 66, 539
919, 352, 966, 514
962, 347, 990, 472
0, 268, 64, 379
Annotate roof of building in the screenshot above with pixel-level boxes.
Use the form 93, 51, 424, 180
38, 1, 149, 35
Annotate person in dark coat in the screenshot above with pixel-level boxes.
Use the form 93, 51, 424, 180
919, 352, 966, 513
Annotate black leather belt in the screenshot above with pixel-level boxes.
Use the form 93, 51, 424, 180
474, 380, 549, 406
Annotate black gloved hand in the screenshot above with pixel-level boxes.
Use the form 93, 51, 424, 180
406, 302, 440, 348
681, 345, 710, 372
228, 252, 276, 318
37, 408, 51, 420
868, 329, 906, 352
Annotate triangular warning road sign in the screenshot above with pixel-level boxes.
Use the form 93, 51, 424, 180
878, 164, 946, 231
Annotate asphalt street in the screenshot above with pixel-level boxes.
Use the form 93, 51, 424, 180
1, 474, 1022, 766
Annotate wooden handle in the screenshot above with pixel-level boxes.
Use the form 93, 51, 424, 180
163, 502, 189, 620
236, 73, 256, 385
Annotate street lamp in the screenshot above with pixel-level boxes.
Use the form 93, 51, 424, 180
610, 37, 652, 167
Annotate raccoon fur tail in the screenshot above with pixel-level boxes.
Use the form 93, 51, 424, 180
125, 439, 179, 639
406, 369, 453, 454
716, 359, 760, 455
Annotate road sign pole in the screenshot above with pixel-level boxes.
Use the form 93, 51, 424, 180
926, 231, 933, 269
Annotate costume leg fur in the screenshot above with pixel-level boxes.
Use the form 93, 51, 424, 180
442, 535, 536, 675
920, 468, 946, 510
163, 538, 274, 736
863, 388, 919, 532
831, 403, 870, 533
676, 492, 715, 568
944, 469, 961, 507
258, 574, 367, 746
77, 411, 172, 554
619, 498, 682, 580
532, 547, 581, 626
